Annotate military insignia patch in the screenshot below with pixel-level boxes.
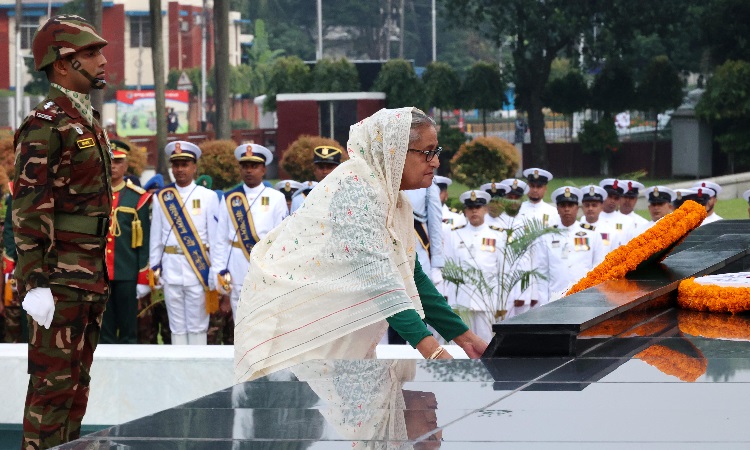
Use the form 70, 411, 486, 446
231, 197, 242, 207
76, 137, 95, 149
575, 231, 587, 236
164, 191, 175, 201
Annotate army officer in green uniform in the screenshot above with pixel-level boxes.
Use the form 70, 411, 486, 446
101, 140, 151, 344
14, 15, 112, 449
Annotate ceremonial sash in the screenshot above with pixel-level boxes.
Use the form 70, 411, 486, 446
413, 218, 430, 258
157, 186, 211, 289
225, 188, 261, 260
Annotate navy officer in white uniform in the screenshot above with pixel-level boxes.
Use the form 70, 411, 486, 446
150, 141, 219, 345
536, 186, 605, 303
211, 144, 288, 318
520, 168, 559, 227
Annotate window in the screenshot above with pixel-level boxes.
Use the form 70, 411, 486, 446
20, 16, 39, 50
129, 16, 151, 48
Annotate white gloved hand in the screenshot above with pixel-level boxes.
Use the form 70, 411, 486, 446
22, 287, 55, 329
136, 284, 151, 299
431, 267, 444, 286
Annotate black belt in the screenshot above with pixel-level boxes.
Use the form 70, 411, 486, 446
55, 213, 110, 237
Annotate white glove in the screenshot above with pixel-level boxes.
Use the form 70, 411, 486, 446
431, 267, 444, 286
136, 284, 151, 299
22, 287, 55, 329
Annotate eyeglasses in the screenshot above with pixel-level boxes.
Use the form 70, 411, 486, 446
407, 146, 442, 162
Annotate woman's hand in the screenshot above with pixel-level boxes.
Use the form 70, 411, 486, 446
416, 336, 453, 360
452, 330, 488, 359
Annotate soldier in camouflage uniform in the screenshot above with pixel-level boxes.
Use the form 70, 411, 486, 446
14, 15, 111, 449
101, 140, 151, 344
2, 184, 27, 343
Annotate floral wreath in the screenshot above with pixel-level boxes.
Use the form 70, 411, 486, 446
565, 200, 707, 296
678, 310, 750, 339
677, 277, 750, 314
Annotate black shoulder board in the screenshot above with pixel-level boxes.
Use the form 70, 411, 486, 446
451, 224, 467, 231
580, 223, 595, 231
488, 225, 505, 232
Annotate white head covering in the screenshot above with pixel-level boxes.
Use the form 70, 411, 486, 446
234, 108, 422, 382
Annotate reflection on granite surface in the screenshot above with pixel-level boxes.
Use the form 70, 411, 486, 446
58, 308, 750, 448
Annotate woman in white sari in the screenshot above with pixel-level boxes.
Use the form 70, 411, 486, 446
235, 107, 487, 382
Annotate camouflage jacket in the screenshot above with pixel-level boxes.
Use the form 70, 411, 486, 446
12, 86, 113, 298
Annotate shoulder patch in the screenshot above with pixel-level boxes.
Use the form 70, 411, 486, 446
580, 223, 595, 231
451, 224, 467, 231
488, 225, 505, 232
32, 110, 56, 122
450, 207, 458, 213
126, 179, 146, 195
575, 231, 587, 237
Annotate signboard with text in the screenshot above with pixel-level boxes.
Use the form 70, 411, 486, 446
116, 90, 189, 136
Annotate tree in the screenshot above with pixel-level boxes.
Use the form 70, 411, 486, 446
700, 0, 750, 67
263, 56, 311, 111
450, 136, 519, 187
637, 55, 684, 177
543, 71, 589, 141
372, 59, 425, 109
590, 59, 636, 115
462, 61, 505, 136
311, 58, 360, 92
422, 62, 460, 125
214, 0, 231, 139
447, 0, 695, 167
578, 118, 620, 176
149, 0, 168, 177
24, 58, 49, 96
696, 60, 750, 172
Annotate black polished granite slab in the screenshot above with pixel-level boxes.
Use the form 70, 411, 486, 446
487, 226, 750, 357
57, 308, 750, 449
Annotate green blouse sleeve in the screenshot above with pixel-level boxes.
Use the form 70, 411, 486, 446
413, 258, 468, 341
386, 259, 470, 348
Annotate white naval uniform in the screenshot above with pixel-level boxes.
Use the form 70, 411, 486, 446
150, 182, 219, 337
211, 184, 288, 318
623, 211, 650, 237
490, 213, 539, 318
597, 210, 635, 247
536, 221, 605, 303
519, 200, 560, 228
405, 185, 444, 273
701, 212, 723, 226
442, 203, 466, 228
581, 218, 628, 255
444, 222, 508, 342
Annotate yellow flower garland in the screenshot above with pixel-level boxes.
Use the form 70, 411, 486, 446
677, 278, 750, 314
566, 200, 707, 296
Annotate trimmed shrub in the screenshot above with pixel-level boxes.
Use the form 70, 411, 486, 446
280, 135, 346, 181
197, 139, 240, 190
450, 136, 519, 187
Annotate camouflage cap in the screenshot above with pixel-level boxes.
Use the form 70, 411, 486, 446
32, 15, 108, 71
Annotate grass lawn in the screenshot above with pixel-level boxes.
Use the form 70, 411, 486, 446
445, 177, 750, 220
268, 176, 750, 220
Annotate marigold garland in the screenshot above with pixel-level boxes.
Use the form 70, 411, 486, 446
566, 200, 707, 296
677, 278, 750, 314
678, 310, 750, 340
634, 343, 707, 382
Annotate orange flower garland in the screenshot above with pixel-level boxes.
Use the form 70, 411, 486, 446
678, 310, 750, 340
566, 200, 707, 296
634, 343, 707, 382
677, 278, 750, 314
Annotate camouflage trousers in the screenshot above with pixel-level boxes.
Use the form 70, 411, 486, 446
207, 295, 234, 345
22, 285, 107, 450
4, 289, 28, 343
137, 292, 171, 345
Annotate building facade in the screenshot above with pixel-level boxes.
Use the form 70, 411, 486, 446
0, 0, 250, 91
